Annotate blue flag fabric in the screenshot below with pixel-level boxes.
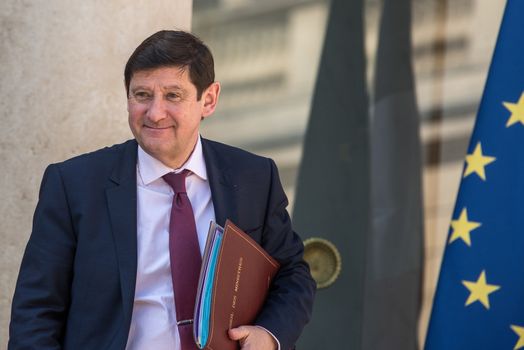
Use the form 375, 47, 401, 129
425, 1, 524, 349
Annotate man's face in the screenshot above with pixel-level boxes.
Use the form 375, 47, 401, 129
127, 66, 219, 168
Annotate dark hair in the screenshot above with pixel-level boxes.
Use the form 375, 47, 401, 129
124, 30, 215, 100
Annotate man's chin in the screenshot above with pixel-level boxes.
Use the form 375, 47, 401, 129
140, 141, 172, 156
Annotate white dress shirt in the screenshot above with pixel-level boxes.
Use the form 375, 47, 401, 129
126, 136, 215, 350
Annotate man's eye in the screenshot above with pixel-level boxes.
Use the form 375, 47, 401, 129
133, 92, 151, 101
166, 93, 180, 101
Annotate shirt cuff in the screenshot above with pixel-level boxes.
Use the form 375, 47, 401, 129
255, 325, 281, 350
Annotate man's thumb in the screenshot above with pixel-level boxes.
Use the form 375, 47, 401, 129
228, 326, 250, 341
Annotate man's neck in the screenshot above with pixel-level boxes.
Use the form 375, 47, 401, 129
154, 137, 199, 170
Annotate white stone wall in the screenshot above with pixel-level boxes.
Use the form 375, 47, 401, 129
0, 1, 192, 346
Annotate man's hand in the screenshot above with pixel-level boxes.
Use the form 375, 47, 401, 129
228, 325, 277, 350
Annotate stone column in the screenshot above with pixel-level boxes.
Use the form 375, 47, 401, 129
0, 1, 192, 346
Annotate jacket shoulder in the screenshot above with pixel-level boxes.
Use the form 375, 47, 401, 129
43, 140, 137, 187
53, 140, 136, 171
202, 138, 270, 166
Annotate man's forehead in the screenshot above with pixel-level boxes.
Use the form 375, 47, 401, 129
130, 66, 190, 84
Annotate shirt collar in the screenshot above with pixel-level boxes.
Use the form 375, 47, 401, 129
137, 135, 208, 186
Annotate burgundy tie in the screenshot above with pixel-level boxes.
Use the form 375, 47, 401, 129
163, 170, 201, 350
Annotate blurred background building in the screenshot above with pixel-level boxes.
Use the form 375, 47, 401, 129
193, 0, 506, 344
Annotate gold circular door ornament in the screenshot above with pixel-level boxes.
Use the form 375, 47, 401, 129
303, 237, 342, 289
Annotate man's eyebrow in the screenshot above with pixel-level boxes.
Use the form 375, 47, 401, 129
130, 85, 150, 92
163, 85, 186, 92
129, 85, 187, 93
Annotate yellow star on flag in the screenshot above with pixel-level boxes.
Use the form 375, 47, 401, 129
462, 270, 501, 309
449, 208, 481, 246
464, 142, 496, 181
511, 325, 524, 350
503, 92, 524, 127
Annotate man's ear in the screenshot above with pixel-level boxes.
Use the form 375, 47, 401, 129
201, 82, 221, 119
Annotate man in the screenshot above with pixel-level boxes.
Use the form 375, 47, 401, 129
9, 30, 315, 350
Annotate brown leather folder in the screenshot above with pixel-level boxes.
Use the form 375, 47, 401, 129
194, 220, 280, 350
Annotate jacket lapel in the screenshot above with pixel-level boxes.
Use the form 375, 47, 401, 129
202, 138, 239, 227
105, 140, 138, 329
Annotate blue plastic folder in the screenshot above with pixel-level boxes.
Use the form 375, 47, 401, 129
194, 223, 224, 348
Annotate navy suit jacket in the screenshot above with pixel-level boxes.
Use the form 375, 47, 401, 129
9, 138, 315, 350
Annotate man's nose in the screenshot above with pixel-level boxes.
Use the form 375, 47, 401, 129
146, 95, 167, 123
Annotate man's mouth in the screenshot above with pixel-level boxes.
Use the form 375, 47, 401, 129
144, 125, 172, 130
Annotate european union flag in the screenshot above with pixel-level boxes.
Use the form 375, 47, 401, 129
425, 1, 524, 349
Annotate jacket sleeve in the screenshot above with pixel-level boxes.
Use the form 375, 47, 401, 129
255, 159, 316, 350
9, 164, 76, 350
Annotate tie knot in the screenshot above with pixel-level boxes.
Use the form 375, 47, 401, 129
163, 169, 190, 194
